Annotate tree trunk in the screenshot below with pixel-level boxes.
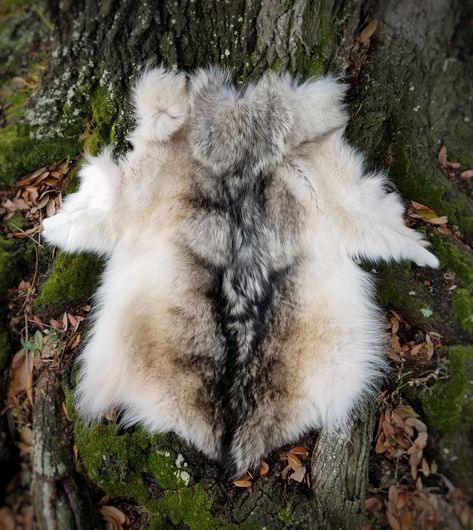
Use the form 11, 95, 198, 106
2, 0, 472, 528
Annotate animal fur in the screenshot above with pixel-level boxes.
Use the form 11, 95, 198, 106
42, 66, 439, 479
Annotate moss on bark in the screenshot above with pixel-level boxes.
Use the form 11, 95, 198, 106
36, 252, 103, 306
70, 417, 236, 529
418, 346, 473, 497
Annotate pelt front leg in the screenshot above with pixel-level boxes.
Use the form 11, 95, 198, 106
42, 150, 122, 255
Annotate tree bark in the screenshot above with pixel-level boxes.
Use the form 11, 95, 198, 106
15, 0, 472, 528
32, 371, 101, 530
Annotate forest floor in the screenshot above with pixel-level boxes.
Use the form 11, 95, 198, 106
0, 150, 473, 529
1, 2, 473, 529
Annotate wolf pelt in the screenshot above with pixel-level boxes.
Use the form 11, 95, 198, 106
42, 66, 439, 479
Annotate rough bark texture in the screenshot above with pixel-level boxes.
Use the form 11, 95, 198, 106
310, 406, 375, 530
32, 372, 101, 530
2, 0, 472, 528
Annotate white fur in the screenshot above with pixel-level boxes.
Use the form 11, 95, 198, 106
42, 67, 438, 468
130, 66, 188, 144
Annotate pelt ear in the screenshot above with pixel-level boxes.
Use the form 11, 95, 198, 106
289, 76, 348, 144
132, 66, 189, 142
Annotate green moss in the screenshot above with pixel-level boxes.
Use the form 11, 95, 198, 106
0, 123, 81, 187
431, 232, 473, 288
158, 485, 217, 530
452, 289, 473, 333
391, 137, 473, 238
277, 507, 293, 526
420, 346, 473, 434
375, 262, 442, 327
5, 211, 26, 234
36, 251, 104, 306
2, 85, 30, 121
0, 237, 14, 297
0, 0, 28, 17
270, 58, 283, 73
73, 418, 236, 529
83, 88, 114, 155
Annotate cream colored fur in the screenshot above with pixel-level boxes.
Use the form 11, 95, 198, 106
42, 66, 438, 477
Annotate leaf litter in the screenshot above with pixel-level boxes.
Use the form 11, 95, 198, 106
2, 161, 473, 528
365, 310, 473, 529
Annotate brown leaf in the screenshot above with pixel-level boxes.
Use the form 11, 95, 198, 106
17, 440, 32, 454
365, 496, 382, 512
390, 335, 402, 353
399, 509, 414, 530
16, 167, 48, 187
375, 431, 386, 454
388, 485, 399, 508
425, 334, 434, 359
427, 216, 448, 225
414, 431, 428, 450
20, 425, 33, 446
100, 505, 127, 530
0, 506, 15, 530
13, 198, 28, 210
46, 198, 56, 217
37, 195, 50, 209
233, 479, 252, 488
460, 169, 473, 178
67, 333, 81, 350
259, 461, 269, 477
386, 510, 401, 530
281, 464, 292, 480
390, 316, 399, 335
410, 343, 425, 356
50, 318, 64, 331
438, 146, 448, 168
395, 406, 418, 420
388, 351, 402, 363
13, 225, 41, 238
289, 465, 306, 482
359, 19, 378, 43
287, 452, 303, 470
421, 457, 430, 477
288, 446, 309, 458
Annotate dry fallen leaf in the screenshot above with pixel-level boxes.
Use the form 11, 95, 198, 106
0, 506, 15, 530
287, 452, 303, 470
233, 472, 252, 488
259, 461, 269, 477
427, 216, 448, 225
460, 169, 473, 178
288, 446, 309, 458
365, 496, 383, 512
359, 19, 378, 43
387, 510, 401, 530
289, 465, 306, 482
438, 146, 448, 168
20, 425, 33, 446
414, 431, 428, 450
100, 505, 127, 530
421, 457, 430, 477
